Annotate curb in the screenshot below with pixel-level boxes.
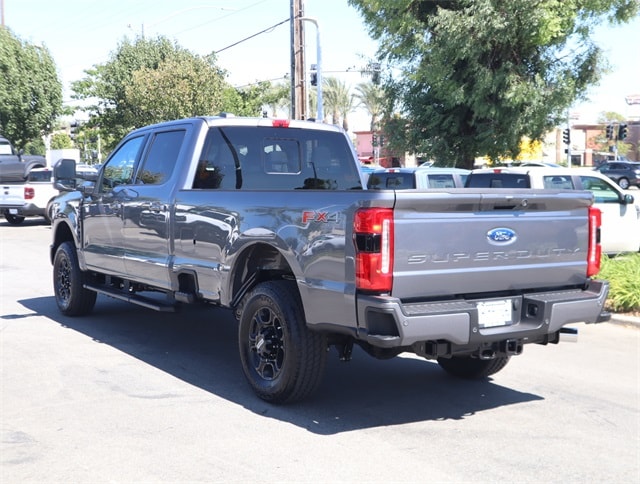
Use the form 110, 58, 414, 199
609, 313, 640, 327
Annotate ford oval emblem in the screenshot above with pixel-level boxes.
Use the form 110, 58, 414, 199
487, 227, 517, 245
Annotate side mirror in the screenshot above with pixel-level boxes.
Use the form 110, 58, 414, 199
53, 158, 77, 192
623, 194, 634, 205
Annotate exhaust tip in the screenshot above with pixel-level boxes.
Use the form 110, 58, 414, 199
559, 327, 578, 343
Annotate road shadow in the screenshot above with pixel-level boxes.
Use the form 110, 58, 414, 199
15, 295, 543, 435
0, 217, 50, 228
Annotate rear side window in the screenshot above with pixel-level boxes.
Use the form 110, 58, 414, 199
193, 126, 363, 190
0, 141, 13, 155
426, 174, 456, 188
28, 170, 53, 182
135, 130, 185, 185
465, 173, 531, 188
542, 175, 574, 189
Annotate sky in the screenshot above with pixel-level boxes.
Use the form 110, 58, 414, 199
4, 0, 640, 131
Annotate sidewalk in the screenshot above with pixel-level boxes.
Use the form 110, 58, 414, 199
609, 312, 640, 327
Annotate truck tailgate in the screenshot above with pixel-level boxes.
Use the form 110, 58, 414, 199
392, 189, 594, 299
0, 183, 26, 206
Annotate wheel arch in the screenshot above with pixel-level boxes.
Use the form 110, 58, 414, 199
50, 220, 78, 265
228, 241, 298, 311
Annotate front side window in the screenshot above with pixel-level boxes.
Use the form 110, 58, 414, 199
579, 176, 620, 203
101, 136, 145, 191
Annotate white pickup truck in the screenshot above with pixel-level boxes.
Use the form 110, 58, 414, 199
0, 168, 59, 224
466, 167, 640, 254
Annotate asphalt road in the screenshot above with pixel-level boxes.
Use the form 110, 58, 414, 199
1, 219, 638, 483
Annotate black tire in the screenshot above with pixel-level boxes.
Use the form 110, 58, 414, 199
437, 355, 511, 379
53, 241, 97, 316
618, 178, 630, 190
4, 213, 25, 225
238, 280, 327, 403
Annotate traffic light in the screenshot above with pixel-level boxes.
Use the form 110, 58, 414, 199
69, 121, 78, 141
562, 128, 570, 145
372, 133, 378, 147
371, 62, 381, 84
606, 124, 614, 140
619, 123, 628, 140
310, 64, 317, 87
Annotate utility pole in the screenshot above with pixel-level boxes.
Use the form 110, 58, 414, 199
301, 17, 323, 122
290, 0, 306, 120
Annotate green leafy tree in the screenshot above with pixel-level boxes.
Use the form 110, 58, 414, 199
50, 132, 73, 150
0, 27, 63, 149
262, 82, 290, 117
350, 0, 639, 168
72, 36, 228, 149
125, 53, 226, 125
224, 81, 291, 118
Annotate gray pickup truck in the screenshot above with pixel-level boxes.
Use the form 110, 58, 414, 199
0, 135, 46, 182
50, 116, 610, 403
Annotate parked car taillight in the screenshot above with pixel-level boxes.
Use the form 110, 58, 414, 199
24, 187, 35, 200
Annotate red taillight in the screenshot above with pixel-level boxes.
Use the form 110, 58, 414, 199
272, 119, 290, 128
24, 187, 35, 200
587, 206, 602, 277
354, 208, 394, 292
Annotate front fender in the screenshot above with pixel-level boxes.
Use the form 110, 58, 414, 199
50, 191, 84, 267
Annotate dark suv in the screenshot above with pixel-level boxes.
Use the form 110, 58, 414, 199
595, 161, 640, 189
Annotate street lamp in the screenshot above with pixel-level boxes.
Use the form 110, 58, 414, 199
300, 17, 323, 122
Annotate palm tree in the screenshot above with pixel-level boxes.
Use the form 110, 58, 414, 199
355, 82, 385, 131
322, 77, 356, 130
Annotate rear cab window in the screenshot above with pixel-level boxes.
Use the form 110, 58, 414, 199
28, 169, 53, 182
465, 173, 531, 188
367, 172, 416, 189
192, 126, 363, 190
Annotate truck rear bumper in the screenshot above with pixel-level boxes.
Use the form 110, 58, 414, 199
356, 279, 610, 348
1, 203, 45, 216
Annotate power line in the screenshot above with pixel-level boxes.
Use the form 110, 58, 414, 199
214, 17, 289, 54
171, 0, 270, 37
234, 74, 289, 89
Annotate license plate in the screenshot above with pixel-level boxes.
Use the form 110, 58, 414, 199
477, 299, 512, 328
9, 209, 18, 214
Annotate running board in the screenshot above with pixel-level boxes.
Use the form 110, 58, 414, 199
84, 284, 176, 312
